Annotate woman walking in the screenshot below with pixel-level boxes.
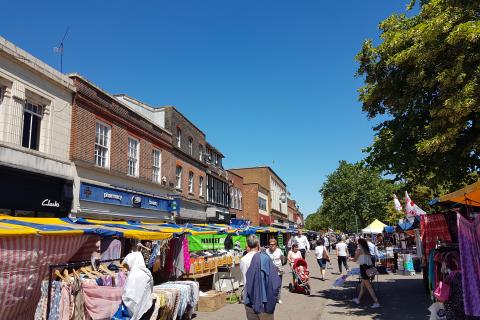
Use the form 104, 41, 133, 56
350, 238, 380, 308
266, 238, 284, 304
314, 238, 329, 281
336, 236, 349, 274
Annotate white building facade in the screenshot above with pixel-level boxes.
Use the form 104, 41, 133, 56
0, 36, 75, 216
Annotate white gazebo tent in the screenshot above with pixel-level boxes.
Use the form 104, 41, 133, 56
362, 219, 387, 234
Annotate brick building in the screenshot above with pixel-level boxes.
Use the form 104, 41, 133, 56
227, 170, 243, 219
205, 143, 230, 223
241, 183, 269, 226
69, 74, 178, 221
229, 166, 288, 227
114, 96, 209, 223
288, 198, 304, 228
0, 36, 75, 217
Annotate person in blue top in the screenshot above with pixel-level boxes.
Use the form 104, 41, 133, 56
243, 235, 282, 320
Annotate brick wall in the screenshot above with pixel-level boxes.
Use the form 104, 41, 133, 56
175, 157, 206, 203
70, 76, 175, 188
242, 183, 260, 226
229, 167, 270, 191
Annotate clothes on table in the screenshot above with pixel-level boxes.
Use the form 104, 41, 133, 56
152, 281, 199, 320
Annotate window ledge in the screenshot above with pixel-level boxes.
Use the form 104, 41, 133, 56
175, 188, 183, 192
188, 192, 195, 196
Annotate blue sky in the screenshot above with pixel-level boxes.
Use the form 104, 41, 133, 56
1, 1, 411, 216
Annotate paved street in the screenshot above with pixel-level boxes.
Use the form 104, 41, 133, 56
195, 252, 430, 320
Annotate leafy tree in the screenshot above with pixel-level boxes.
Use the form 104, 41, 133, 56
305, 207, 331, 231
317, 161, 399, 232
356, 0, 480, 193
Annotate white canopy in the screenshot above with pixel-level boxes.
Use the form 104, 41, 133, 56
362, 219, 387, 234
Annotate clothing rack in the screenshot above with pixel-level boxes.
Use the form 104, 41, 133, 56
46, 258, 123, 319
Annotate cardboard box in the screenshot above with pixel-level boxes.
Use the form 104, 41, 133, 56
197, 290, 227, 312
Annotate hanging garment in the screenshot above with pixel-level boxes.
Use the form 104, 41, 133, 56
71, 278, 87, 320
421, 214, 452, 259
444, 271, 466, 320
82, 282, 123, 320
457, 214, 480, 317
35, 280, 62, 320
58, 281, 74, 320
122, 252, 154, 320
116, 271, 127, 288
182, 237, 190, 274
100, 239, 122, 260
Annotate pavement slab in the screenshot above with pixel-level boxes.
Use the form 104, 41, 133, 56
194, 252, 430, 320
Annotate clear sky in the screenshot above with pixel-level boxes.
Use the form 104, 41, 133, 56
1, 1, 411, 216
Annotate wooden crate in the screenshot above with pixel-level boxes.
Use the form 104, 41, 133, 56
197, 290, 227, 312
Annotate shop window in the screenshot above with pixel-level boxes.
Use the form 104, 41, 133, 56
175, 166, 182, 189
188, 171, 194, 194
22, 102, 43, 150
128, 137, 139, 177
152, 149, 161, 183
95, 122, 110, 168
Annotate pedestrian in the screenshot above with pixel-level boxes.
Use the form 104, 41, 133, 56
314, 238, 329, 281
366, 236, 379, 266
336, 236, 349, 274
349, 238, 380, 308
323, 234, 330, 253
294, 230, 310, 259
347, 237, 357, 258
243, 235, 282, 320
287, 234, 294, 254
287, 244, 302, 286
241, 235, 260, 293
266, 238, 284, 304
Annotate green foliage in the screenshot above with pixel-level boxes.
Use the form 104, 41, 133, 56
305, 207, 331, 231
312, 161, 399, 232
357, 0, 480, 194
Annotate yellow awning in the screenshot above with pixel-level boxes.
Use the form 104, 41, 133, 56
438, 181, 480, 206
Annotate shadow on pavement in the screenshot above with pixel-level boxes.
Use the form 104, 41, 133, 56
321, 277, 430, 319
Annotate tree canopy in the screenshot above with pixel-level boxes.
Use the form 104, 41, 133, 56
308, 161, 399, 232
356, 0, 480, 193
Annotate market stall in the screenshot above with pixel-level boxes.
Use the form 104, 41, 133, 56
0, 216, 221, 319
425, 181, 480, 319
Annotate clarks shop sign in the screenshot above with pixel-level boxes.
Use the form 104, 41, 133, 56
41, 199, 60, 207
79, 182, 178, 213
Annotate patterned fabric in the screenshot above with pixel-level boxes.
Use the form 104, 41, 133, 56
457, 214, 480, 317
0, 235, 95, 319
445, 271, 465, 320
421, 214, 452, 259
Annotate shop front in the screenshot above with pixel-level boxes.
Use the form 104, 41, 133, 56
206, 205, 230, 224
176, 199, 207, 224
76, 182, 178, 221
0, 165, 73, 217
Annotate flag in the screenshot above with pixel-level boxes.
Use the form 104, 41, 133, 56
393, 194, 403, 212
404, 191, 427, 218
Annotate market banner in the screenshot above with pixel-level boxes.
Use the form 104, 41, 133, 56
404, 191, 427, 218
393, 194, 403, 212
188, 234, 246, 251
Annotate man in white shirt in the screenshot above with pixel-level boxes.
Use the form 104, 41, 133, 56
240, 235, 260, 300
294, 230, 310, 259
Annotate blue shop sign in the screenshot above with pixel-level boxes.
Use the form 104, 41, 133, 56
80, 182, 179, 213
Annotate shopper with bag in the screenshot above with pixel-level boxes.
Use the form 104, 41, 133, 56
349, 238, 380, 309
314, 238, 329, 281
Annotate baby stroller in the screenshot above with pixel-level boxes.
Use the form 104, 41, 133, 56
289, 258, 311, 295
